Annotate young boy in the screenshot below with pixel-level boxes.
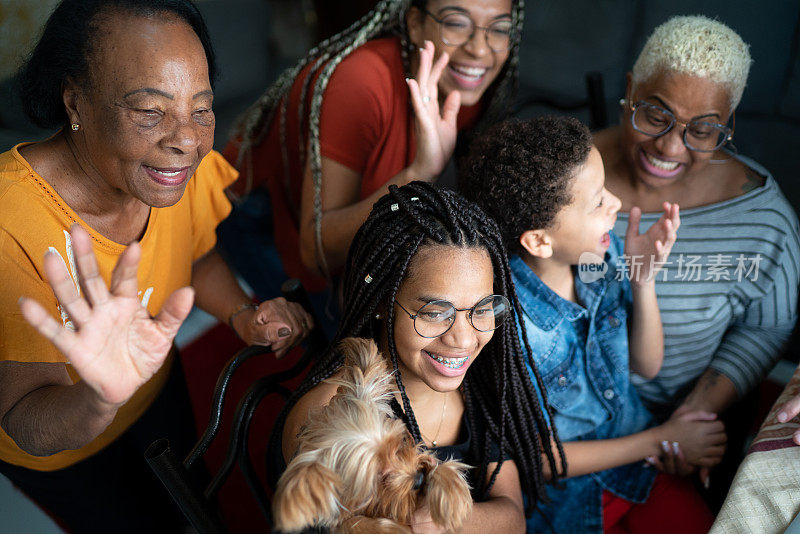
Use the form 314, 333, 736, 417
461, 116, 723, 533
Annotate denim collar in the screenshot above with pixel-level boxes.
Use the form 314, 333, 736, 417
510, 255, 589, 330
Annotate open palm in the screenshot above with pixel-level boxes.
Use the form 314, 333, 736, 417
19, 225, 194, 407
406, 40, 461, 181
624, 202, 680, 284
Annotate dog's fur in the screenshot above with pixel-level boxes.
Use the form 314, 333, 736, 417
273, 338, 473, 533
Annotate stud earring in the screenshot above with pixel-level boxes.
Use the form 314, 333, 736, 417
71, 123, 80, 131
374, 313, 382, 320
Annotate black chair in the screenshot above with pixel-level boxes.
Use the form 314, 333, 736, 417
146, 279, 329, 533
515, 71, 609, 130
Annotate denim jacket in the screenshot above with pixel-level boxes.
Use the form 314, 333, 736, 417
511, 234, 656, 533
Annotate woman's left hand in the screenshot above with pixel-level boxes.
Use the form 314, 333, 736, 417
231, 298, 313, 358
624, 201, 680, 285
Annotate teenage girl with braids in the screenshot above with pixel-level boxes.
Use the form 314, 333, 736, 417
270, 181, 562, 532
217, 0, 523, 321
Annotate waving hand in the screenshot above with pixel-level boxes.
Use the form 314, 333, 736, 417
19, 224, 194, 408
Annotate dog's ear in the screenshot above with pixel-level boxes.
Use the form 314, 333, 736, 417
422, 458, 473, 533
341, 515, 411, 534
338, 337, 380, 370
273, 460, 342, 532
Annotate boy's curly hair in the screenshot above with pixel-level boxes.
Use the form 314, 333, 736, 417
460, 115, 592, 256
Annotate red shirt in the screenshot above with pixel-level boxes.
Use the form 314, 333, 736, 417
224, 37, 481, 291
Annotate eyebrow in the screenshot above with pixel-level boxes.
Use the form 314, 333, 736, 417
438, 6, 512, 20
650, 96, 720, 120
416, 295, 444, 304
123, 88, 214, 100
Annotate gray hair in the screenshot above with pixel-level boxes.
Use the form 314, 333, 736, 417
632, 15, 752, 110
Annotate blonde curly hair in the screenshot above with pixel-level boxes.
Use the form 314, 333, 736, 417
632, 15, 752, 110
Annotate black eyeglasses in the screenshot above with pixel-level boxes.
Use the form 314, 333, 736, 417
396, 294, 511, 338
622, 99, 734, 152
420, 8, 513, 52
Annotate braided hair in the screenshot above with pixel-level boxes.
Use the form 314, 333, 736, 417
233, 0, 524, 280
268, 182, 565, 513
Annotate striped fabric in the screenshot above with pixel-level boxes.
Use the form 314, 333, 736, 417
613, 156, 800, 417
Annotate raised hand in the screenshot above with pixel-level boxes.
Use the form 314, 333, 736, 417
18, 224, 194, 408
232, 298, 314, 359
406, 40, 461, 182
625, 201, 680, 285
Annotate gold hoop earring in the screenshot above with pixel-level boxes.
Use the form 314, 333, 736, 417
71, 123, 80, 131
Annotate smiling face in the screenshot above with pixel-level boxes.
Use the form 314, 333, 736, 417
621, 71, 732, 191
407, 0, 513, 107
390, 245, 495, 393
66, 10, 214, 208
546, 147, 621, 264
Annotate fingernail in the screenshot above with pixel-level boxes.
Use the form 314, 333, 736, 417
661, 440, 670, 453
672, 441, 680, 455
278, 327, 291, 338
704, 476, 711, 490
405, 77, 410, 82
645, 456, 656, 466
778, 411, 788, 423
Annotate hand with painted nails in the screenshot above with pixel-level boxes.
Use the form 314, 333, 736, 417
405, 40, 461, 182
654, 410, 726, 472
775, 392, 800, 445
231, 297, 314, 359
18, 224, 195, 408
624, 201, 680, 286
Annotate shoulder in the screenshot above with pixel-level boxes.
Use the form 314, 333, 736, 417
593, 126, 626, 187
338, 37, 401, 76
191, 150, 238, 189
0, 146, 35, 201
0, 146, 64, 243
282, 370, 343, 461
326, 37, 402, 101
179, 150, 237, 210
703, 158, 798, 240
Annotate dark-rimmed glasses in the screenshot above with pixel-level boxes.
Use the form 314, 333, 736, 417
623, 99, 734, 152
420, 8, 513, 52
396, 294, 511, 338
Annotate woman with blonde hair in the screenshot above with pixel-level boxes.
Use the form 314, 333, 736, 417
595, 15, 800, 499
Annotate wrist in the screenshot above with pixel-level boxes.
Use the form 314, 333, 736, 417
79, 381, 123, 418
406, 161, 435, 183
647, 426, 669, 456
630, 278, 656, 291
228, 303, 258, 340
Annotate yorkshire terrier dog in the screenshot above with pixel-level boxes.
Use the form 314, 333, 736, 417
273, 337, 472, 533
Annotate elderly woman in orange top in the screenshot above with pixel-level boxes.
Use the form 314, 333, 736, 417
0, 0, 311, 531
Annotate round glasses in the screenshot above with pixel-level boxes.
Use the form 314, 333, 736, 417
421, 8, 513, 52
396, 295, 511, 338
623, 99, 734, 152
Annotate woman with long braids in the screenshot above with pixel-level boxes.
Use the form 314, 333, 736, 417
218, 0, 523, 319
271, 182, 563, 532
